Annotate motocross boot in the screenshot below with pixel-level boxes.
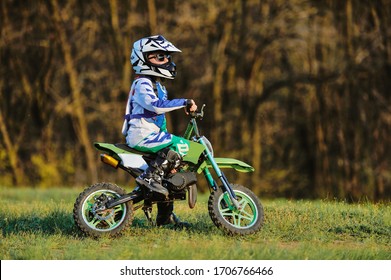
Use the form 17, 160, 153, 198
156, 201, 191, 229
136, 163, 169, 198
136, 148, 181, 198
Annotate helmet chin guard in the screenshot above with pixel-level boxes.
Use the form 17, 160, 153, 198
131, 35, 181, 79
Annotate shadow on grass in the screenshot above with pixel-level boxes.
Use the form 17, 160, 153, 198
0, 210, 80, 237
1, 211, 219, 238
130, 216, 219, 235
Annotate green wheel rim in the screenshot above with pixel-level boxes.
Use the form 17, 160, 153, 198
218, 190, 258, 229
81, 190, 127, 232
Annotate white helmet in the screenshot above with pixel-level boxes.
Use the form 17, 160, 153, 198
130, 35, 181, 79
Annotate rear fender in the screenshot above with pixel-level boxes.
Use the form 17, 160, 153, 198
94, 142, 131, 156
94, 142, 148, 170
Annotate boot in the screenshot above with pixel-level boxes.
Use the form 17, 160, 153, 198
136, 169, 168, 197
156, 201, 190, 229
136, 148, 180, 198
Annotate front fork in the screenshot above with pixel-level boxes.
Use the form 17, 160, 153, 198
200, 142, 241, 210
204, 168, 241, 210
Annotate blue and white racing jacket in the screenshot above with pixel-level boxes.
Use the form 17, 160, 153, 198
122, 77, 187, 148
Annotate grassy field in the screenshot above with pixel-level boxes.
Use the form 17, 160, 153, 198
0, 186, 390, 260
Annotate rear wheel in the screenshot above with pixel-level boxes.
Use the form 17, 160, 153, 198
73, 182, 133, 237
208, 184, 264, 235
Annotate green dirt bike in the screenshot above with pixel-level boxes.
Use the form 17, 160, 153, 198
73, 105, 264, 236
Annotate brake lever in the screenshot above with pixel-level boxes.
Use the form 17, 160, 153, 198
197, 104, 206, 119
190, 104, 206, 119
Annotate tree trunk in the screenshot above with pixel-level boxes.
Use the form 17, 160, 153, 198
147, 0, 157, 34
51, 0, 97, 183
0, 108, 26, 185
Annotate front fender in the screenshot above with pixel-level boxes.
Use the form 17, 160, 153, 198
197, 157, 254, 174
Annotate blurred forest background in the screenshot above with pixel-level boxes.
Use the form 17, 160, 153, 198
1, 0, 390, 202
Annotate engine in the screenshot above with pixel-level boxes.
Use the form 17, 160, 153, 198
163, 172, 197, 192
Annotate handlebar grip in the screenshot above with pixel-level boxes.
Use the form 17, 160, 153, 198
186, 99, 194, 114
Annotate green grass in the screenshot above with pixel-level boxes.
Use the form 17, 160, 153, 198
0, 187, 390, 260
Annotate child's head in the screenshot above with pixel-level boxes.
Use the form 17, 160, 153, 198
131, 35, 181, 79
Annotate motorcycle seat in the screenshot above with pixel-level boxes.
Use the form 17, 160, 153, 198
114, 143, 155, 156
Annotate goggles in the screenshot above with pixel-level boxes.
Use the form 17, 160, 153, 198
147, 53, 172, 62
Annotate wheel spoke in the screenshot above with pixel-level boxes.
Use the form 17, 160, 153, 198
220, 202, 245, 226
238, 198, 248, 209
231, 213, 239, 226
238, 196, 256, 221
220, 206, 232, 214
221, 211, 237, 224
222, 212, 234, 218
113, 205, 124, 213
237, 215, 245, 226
105, 216, 116, 228
239, 209, 254, 221
235, 213, 247, 226
91, 217, 102, 227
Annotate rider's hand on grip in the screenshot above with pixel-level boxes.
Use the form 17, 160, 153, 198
185, 99, 197, 115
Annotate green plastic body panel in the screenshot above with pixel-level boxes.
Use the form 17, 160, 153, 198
197, 157, 254, 174
182, 141, 206, 165
94, 142, 205, 165
94, 143, 132, 154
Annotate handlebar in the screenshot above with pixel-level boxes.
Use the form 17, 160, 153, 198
190, 104, 206, 119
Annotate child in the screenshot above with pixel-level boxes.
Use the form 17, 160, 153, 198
122, 35, 197, 226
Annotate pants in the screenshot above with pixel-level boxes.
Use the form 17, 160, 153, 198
132, 131, 190, 157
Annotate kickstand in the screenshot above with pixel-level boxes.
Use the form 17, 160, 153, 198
142, 204, 155, 226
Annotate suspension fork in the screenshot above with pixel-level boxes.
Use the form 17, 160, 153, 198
185, 109, 241, 209
199, 138, 241, 210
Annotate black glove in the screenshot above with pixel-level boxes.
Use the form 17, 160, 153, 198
186, 99, 195, 114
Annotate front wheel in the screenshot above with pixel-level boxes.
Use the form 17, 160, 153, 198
208, 184, 264, 236
73, 182, 133, 237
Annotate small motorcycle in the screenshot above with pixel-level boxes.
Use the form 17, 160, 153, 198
73, 105, 264, 236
